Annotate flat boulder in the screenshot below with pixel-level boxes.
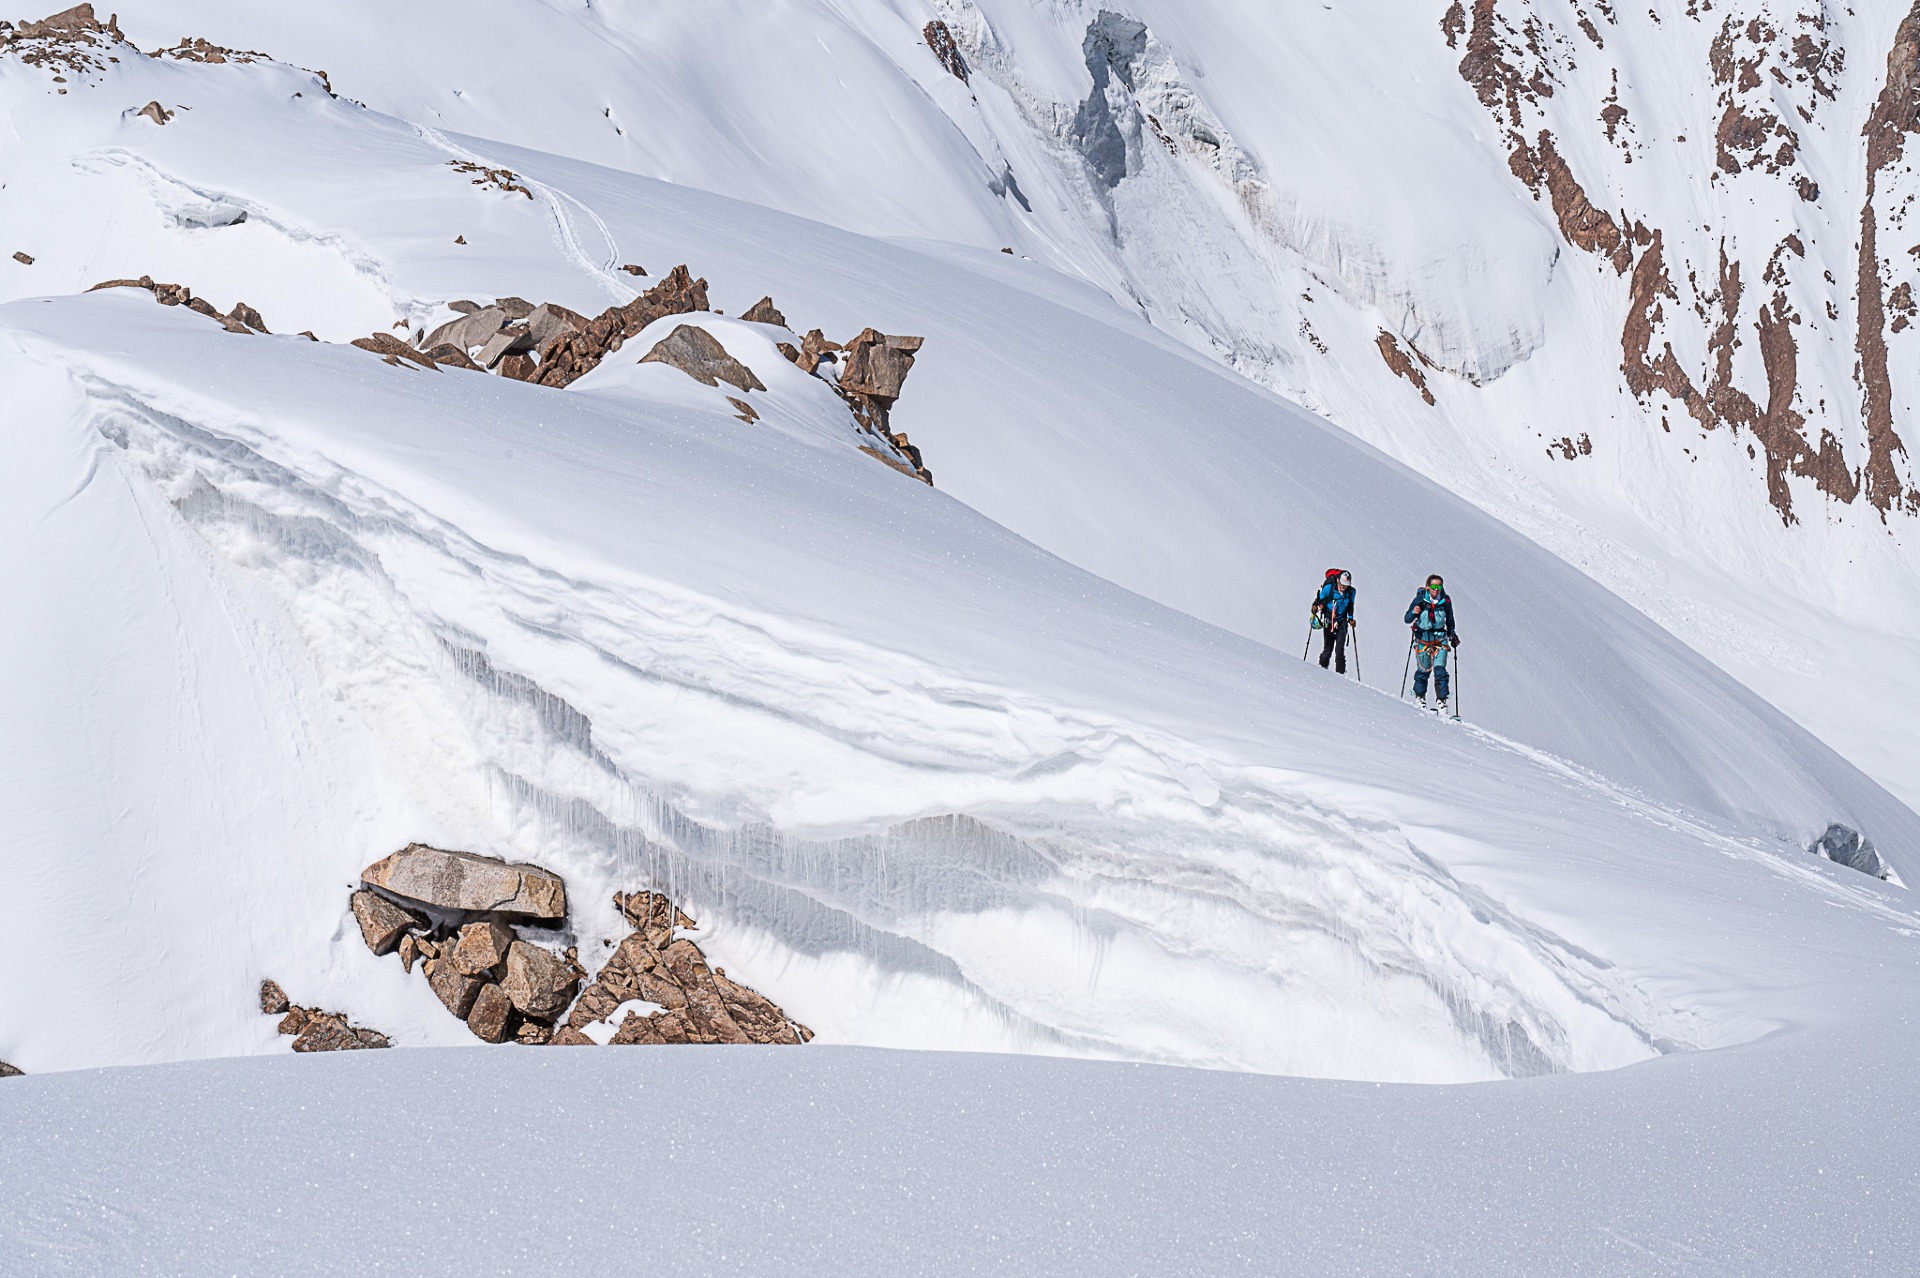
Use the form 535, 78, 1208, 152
360, 844, 566, 919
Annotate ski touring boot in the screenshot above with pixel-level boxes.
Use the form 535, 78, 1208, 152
1438, 698, 1459, 721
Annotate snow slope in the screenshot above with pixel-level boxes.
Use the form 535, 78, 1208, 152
4, 13, 1920, 1269
90, 0, 1920, 810
6, 1036, 1919, 1276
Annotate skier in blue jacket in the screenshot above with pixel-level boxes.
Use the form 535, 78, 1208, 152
1311, 569, 1356, 674
1404, 573, 1459, 712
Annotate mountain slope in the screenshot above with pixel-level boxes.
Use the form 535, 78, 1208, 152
88, 0, 1920, 806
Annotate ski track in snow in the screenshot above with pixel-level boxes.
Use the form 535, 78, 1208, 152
411, 123, 633, 305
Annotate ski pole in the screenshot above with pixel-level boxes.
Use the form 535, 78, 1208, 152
1352, 620, 1363, 684
1399, 633, 1414, 699
1452, 644, 1461, 720
1302, 623, 1314, 661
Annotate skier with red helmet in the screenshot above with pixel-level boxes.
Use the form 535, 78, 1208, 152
1310, 569, 1356, 675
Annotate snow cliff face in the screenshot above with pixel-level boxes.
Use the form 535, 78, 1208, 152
92, 0, 1920, 807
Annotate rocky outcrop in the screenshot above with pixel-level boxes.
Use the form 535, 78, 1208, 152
1855, 1, 1920, 515
266, 989, 391, 1051
447, 159, 533, 199
925, 20, 971, 83
740, 296, 787, 327
0, 1061, 22, 1077
528, 265, 712, 387
640, 324, 767, 392
780, 326, 934, 483
566, 892, 813, 1046
333, 847, 805, 1049
0, 4, 119, 79
1810, 824, 1895, 881
1375, 331, 1436, 406
87, 276, 271, 335
360, 844, 567, 919
136, 100, 170, 126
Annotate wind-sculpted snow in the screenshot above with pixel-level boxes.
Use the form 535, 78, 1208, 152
3, 288, 1914, 1088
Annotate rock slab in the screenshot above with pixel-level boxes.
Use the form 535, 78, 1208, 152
361, 844, 567, 919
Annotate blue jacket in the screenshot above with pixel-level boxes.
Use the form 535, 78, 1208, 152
1314, 581, 1355, 624
1404, 589, 1457, 642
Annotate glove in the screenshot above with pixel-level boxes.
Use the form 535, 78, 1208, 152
1450, 635, 1460, 649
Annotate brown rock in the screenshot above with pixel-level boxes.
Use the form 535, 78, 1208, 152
11, 252, 33, 266
740, 296, 787, 327
360, 844, 567, 919
609, 1009, 692, 1045
136, 101, 171, 126
427, 960, 484, 1019
292, 1012, 379, 1052
549, 1025, 597, 1046
475, 324, 534, 369
513, 1020, 553, 1045
424, 343, 484, 370
526, 302, 589, 354
351, 888, 423, 956
152, 282, 190, 306
467, 983, 512, 1042
17, 4, 103, 38
398, 932, 422, 973
837, 328, 923, 402
452, 919, 516, 977
502, 941, 579, 1020
924, 19, 970, 83
351, 332, 437, 370
227, 301, 268, 333
639, 324, 767, 392
447, 300, 482, 314
277, 1007, 311, 1036
421, 305, 506, 353
0, 1061, 22, 1077
619, 263, 647, 275
259, 979, 290, 1015
497, 352, 537, 381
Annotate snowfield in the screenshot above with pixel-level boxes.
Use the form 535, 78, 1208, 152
3, 4, 1920, 1272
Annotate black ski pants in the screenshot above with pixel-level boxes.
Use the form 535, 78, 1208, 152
1318, 622, 1349, 674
